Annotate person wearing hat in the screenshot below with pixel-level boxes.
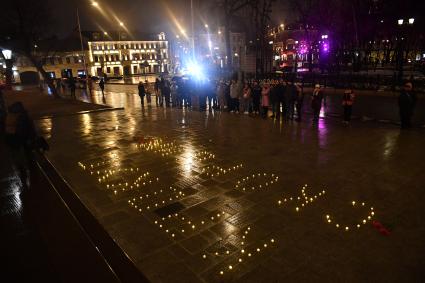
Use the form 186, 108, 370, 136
342, 89, 355, 124
311, 84, 324, 123
398, 82, 417, 129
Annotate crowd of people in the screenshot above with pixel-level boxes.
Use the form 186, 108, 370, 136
135, 77, 417, 128
136, 77, 352, 124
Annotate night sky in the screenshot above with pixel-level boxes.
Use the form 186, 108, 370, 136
53, 0, 290, 37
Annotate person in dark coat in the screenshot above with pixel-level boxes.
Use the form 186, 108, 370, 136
69, 77, 76, 99
138, 81, 146, 107
162, 80, 171, 107
252, 80, 261, 114
99, 78, 105, 95
286, 81, 298, 120
311, 84, 324, 123
5, 102, 37, 187
398, 82, 417, 129
269, 80, 279, 118
154, 78, 160, 106
275, 80, 286, 119
294, 83, 304, 122
342, 89, 355, 124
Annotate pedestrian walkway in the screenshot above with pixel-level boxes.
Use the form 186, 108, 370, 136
0, 142, 58, 282
38, 101, 425, 282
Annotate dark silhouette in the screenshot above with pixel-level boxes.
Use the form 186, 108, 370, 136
398, 82, 417, 129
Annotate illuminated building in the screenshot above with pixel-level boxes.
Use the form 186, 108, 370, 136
88, 32, 169, 77
12, 31, 169, 84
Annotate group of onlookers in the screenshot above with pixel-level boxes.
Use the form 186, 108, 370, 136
135, 76, 417, 128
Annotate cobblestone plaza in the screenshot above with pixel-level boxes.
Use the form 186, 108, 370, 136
36, 100, 425, 282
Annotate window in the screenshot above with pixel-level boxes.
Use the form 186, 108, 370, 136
107, 67, 111, 73
49, 58, 55, 65
94, 56, 99, 62
105, 55, 109, 61
74, 57, 79, 63
115, 55, 120, 61
114, 44, 118, 49
133, 66, 138, 73
58, 58, 63, 64
66, 57, 71, 64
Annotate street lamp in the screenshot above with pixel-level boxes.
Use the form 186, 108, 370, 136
119, 22, 124, 27
408, 18, 415, 24
205, 24, 209, 28
92, 1, 98, 7
1, 49, 12, 60
1, 49, 13, 89
398, 19, 404, 25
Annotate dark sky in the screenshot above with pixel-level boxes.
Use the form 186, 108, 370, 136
53, 0, 291, 37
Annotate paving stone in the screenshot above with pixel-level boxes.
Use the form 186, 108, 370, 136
38, 95, 425, 282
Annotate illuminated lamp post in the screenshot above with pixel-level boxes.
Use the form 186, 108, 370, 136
396, 18, 415, 83
1, 49, 13, 90
320, 34, 330, 73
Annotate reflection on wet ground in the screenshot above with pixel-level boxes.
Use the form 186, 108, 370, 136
0, 143, 57, 282
38, 91, 425, 282
69, 84, 425, 126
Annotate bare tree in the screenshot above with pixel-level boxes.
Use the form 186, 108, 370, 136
0, 0, 59, 97
210, 0, 255, 69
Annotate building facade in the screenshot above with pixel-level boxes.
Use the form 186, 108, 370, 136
14, 51, 88, 84
88, 32, 169, 77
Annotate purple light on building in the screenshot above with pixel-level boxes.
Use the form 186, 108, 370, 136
299, 45, 308, 54
322, 42, 329, 52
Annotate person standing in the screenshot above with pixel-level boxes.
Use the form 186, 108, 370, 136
295, 83, 304, 122
269, 80, 279, 118
69, 77, 76, 99
138, 81, 146, 107
286, 81, 298, 120
162, 79, 171, 107
275, 80, 286, 119
261, 83, 271, 118
217, 80, 226, 111
171, 81, 178, 107
342, 89, 355, 124
242, 83, 252, 114
99, 78, 105, 95
5, 102, 37, 187
230, 80, 239, 113
311, 84, 324, 123
398, 82, 417, 129
145, 80, 152, 105
159, 78, 166, 107
252, 80, 261, 115
154, 78, 160, 106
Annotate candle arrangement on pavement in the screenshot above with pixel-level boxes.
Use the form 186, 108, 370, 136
277, 184, 326, 212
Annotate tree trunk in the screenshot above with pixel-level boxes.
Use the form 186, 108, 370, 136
27, 54, 59, 98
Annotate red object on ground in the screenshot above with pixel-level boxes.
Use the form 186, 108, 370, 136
372, 220, 391, 236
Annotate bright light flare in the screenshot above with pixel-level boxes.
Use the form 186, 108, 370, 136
186, 60, 206, 81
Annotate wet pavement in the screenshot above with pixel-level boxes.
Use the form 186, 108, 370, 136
34, 86, 425, 282
72, 84, 425, 125
0, 142, 58, 282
